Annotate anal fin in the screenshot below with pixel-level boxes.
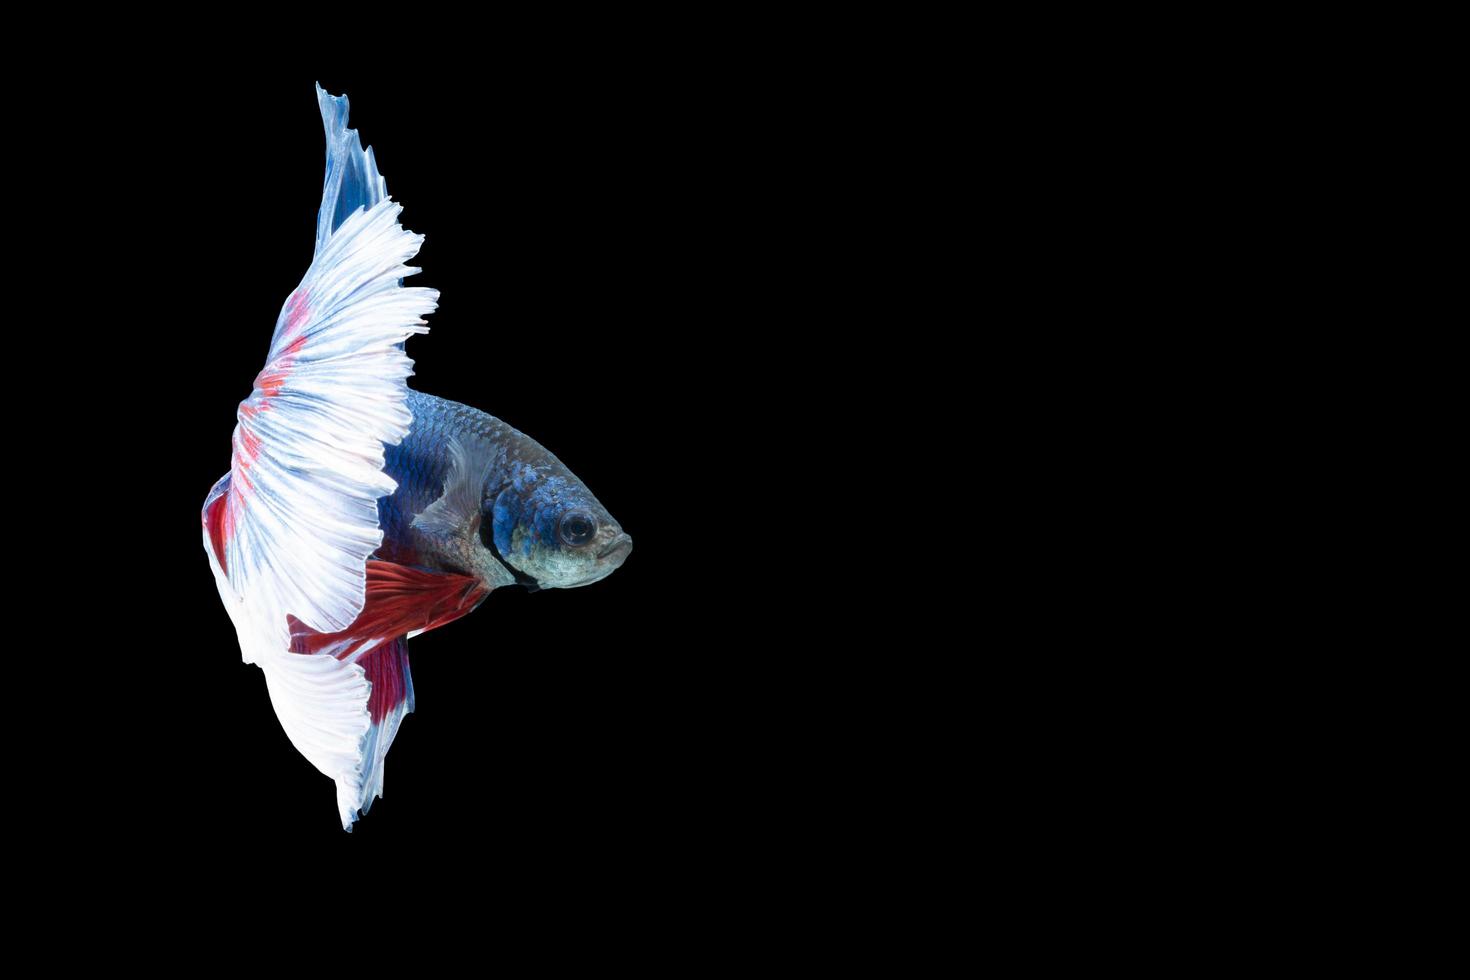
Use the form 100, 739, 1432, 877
282, 560, 489, 827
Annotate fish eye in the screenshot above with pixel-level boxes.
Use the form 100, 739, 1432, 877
559, 510, 597, 548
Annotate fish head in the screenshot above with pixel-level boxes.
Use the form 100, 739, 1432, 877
481, 455, 631, 590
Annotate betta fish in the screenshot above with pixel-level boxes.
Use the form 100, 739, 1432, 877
200, 84, 631, 830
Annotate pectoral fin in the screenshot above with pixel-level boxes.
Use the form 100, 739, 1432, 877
412, 434, 493, 540
411, 434, 519, 589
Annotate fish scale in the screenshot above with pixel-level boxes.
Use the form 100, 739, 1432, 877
377, 389, 515, 568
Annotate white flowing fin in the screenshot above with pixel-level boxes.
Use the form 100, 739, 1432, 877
261, 641, 375, 829
203, 476, 376, 829
201, 85, 439, 829
222, 198, 437, 636
313, 82, 389, 256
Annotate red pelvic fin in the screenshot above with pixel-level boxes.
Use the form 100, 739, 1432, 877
287, 560, 488, 659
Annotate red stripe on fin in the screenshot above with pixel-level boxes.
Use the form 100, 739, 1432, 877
205, 490, 230, 574
361, 636, 412, 724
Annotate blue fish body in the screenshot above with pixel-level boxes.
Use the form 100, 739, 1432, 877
377, 389, 630, 590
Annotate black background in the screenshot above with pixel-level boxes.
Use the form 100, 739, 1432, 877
44, 65, 856, 862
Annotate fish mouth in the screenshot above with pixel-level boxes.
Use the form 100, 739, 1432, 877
597, 533, 633, 564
